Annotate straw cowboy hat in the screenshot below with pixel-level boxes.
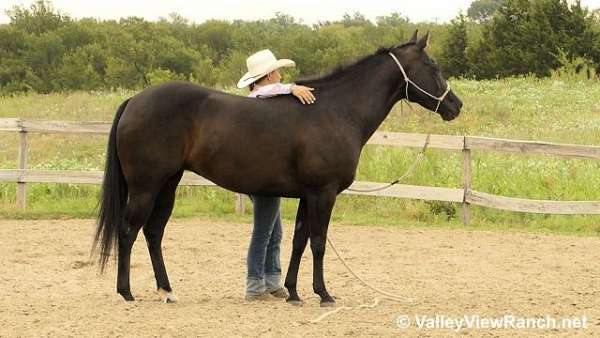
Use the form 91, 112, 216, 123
236, 49, 296, 88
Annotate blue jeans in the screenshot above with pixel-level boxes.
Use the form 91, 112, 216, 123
246, 195, 283, 296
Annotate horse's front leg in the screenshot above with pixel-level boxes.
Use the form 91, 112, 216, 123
284, 199, 309, 305
306, 189, 337, 307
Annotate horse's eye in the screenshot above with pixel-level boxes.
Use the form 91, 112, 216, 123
425, 60, 439, 71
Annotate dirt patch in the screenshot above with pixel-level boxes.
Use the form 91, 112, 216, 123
1, 219, 599, 337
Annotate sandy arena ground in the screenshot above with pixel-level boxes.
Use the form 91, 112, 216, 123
1, 219, 599, 337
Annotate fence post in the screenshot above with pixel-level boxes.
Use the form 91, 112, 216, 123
461, 137, 472, 226
16, 126, 28, 211
235, 193, 245, 214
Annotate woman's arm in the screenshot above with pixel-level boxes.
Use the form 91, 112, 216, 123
250, 83, 293, 98
251, 83, 316, 104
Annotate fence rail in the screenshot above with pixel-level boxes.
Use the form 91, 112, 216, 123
2, 118, 600, 221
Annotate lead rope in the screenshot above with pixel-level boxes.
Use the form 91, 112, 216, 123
346, 133, 430, 193
309, 52, 452, 324
308, 237, 417, 324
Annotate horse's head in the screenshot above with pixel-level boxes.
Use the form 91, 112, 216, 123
390, 30, 462, 121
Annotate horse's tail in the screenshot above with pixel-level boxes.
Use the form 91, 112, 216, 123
93, 98, 130, 272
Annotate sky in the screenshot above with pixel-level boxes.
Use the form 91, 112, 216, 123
1, 0, 600, 25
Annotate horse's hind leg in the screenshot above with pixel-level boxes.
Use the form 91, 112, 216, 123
143, 170, 183, 303
117, 188, 158, 301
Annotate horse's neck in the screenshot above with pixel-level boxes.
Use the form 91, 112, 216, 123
321, 57, 402, 144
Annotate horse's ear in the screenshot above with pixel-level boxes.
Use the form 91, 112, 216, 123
417, 31, 430, 50
409, 29, 418, 43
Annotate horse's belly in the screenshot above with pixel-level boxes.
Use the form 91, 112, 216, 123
186, 149, 300, 196
204, 172, 301, 197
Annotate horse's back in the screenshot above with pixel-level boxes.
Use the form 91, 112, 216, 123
124, 81, 212, 118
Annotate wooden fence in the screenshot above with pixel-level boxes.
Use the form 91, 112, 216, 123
1, 118, 599, 224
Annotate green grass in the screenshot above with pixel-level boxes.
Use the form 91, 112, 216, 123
1, 77, 599, 235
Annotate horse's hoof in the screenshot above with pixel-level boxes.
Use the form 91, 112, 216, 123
119, 291, 135, 302
320, 295, 336, 307
286, 299, 303, 306
164, 294, 178, 303
159, 289, 178, 303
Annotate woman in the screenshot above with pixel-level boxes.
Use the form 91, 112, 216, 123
236, 49, 316, 301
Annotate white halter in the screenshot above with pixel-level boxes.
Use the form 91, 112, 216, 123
388, 52, 451, 113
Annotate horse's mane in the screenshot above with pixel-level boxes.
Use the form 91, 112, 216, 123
296, 42, 414, 87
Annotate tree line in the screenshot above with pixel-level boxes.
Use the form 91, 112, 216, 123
0, 0, 598, 95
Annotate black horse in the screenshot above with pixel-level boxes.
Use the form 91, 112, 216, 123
94, 31, 462, 306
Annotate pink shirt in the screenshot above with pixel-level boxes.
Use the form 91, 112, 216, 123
248, 83, 294, 98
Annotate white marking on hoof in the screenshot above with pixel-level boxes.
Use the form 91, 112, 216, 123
287, 299, 303, 307
158, 288, 178, 303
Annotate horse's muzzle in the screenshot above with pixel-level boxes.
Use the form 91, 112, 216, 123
440, 92, 463, 121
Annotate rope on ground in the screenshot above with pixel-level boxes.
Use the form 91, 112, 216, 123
310, 298, 383, 323
309, 237, 415, 324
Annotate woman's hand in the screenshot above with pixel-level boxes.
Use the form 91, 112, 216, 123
291, 85, 316, 104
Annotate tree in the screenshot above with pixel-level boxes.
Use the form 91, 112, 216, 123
6, 0, 69, 35
467, 0, 507, 22
341, 12, 373, 27
215, 50, 247, 87
194, 20, 235, 64
376, 13, 409, 27
471, 0, 600, 78
55, 45, 103, 90
440, 14, 470, 78
2, 0, 599, 94
105, 56, 142, 89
